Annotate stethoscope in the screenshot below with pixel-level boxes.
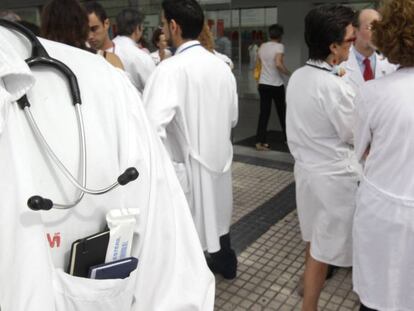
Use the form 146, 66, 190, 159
0, 19, 139, 211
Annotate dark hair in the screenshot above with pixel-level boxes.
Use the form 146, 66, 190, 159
116, 8, 144, 36
152, 28, 163, 46
268, 24, 284, 40
41, 0, 89, 49
305, 5, 355, 61
161, 0, 204, 39
84, 1, 108, 23
352, 10, 362, 28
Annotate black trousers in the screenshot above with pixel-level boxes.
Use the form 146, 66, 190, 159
256, 84, 286, 143
360, 303, 377, 311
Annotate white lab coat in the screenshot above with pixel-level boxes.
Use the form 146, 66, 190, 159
0, 28, 214, 311
111, 36, 155, 93
143, 40, 238, 253
353, 68, 414, 311
213, 50, 234, 69
342, 46, 397, 93
286, 60, 361, 266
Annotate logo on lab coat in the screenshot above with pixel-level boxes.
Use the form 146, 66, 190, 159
47, 232, 61, 248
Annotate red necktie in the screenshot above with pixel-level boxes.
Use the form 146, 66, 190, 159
363, 58, 374, 81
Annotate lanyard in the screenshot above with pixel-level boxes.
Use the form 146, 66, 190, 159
306, 63, 331, 73
178, 43, 201, 54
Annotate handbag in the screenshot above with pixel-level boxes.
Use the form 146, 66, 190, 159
253, 58, 261, 81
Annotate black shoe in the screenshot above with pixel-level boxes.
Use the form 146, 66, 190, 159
326, 265, 338, 280
207, 251, 237, 280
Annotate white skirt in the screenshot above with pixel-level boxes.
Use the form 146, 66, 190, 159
353, 178, 414, 311
295, 162, 359, 266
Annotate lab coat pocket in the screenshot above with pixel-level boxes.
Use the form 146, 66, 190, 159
172, 161, 190, 195
53, 267, 137, 311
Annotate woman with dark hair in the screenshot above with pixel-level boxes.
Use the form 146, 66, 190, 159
353, 1, 414, 310
285, 5, 359, 311
150, 28, 171, 65
41, 0, 123, 69
255, 23, 290, 151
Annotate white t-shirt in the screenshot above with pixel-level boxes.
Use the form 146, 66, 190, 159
258, 41, 285, 86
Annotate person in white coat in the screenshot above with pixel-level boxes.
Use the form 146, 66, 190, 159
0, 23, 214, 311
341, 9, 396, 93
143, 0, 239, 279
286, 5, 360, 311
112, 8, 155, 93
353, 1, 414, 310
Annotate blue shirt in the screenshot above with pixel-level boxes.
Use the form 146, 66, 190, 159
354, 48, 376, 77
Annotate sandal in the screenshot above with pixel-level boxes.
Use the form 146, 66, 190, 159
255, 143, 270, 151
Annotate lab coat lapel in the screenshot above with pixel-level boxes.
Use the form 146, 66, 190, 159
345, 47, 364, 87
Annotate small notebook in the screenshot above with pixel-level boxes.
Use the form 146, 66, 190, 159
88, 256, 138, 279
67, 230, 110, 277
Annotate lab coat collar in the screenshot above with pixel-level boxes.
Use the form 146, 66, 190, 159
114, 35, 138, 48
0, 32, 34, 102
306, 59, 333, 71
176, 40, 201, 54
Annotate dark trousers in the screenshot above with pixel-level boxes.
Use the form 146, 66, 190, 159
207, 233, 237, 279
256, 84, 286, 143
360, 303, 377, 311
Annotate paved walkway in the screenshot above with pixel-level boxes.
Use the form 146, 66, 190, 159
214, 158, 360, 311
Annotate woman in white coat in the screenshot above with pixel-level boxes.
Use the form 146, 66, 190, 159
353, 1, 414, 310
286, 5, 360, 311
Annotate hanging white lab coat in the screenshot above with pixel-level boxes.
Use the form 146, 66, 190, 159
111, 36, 155, 93
286, 60, 361, 267
0, 28, 214, 311
342, 46, 397, 93
353, 67, 414, 311
143, 40, 238, 253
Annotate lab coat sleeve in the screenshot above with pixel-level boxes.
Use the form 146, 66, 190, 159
231, 74, 239, 128
138, 53, 156, 89
354, 89, 372, 162
142, 63, 179, 139
323, 79, 356, 145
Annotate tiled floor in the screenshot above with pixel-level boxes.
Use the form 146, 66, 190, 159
232, 162, 294, 223
215, 160, 360, 311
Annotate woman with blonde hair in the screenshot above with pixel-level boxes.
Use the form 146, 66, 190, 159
198, 23, 234, 69
353, 1, 414, 310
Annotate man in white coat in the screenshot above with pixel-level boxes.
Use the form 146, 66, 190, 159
342, 9, 396, 92
112, 8, 155, 93
143, 0, 239, 279
0, 22, 214, 311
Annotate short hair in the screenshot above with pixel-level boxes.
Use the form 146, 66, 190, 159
84, 1, 108, 23
352, 10, 362, 28
373, 0, 414, 67
41, 0, 89, 49
305, 5, 355, 61
116, 8, 144, 37
161, 0, 204, 39
268, 24, 284, 40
